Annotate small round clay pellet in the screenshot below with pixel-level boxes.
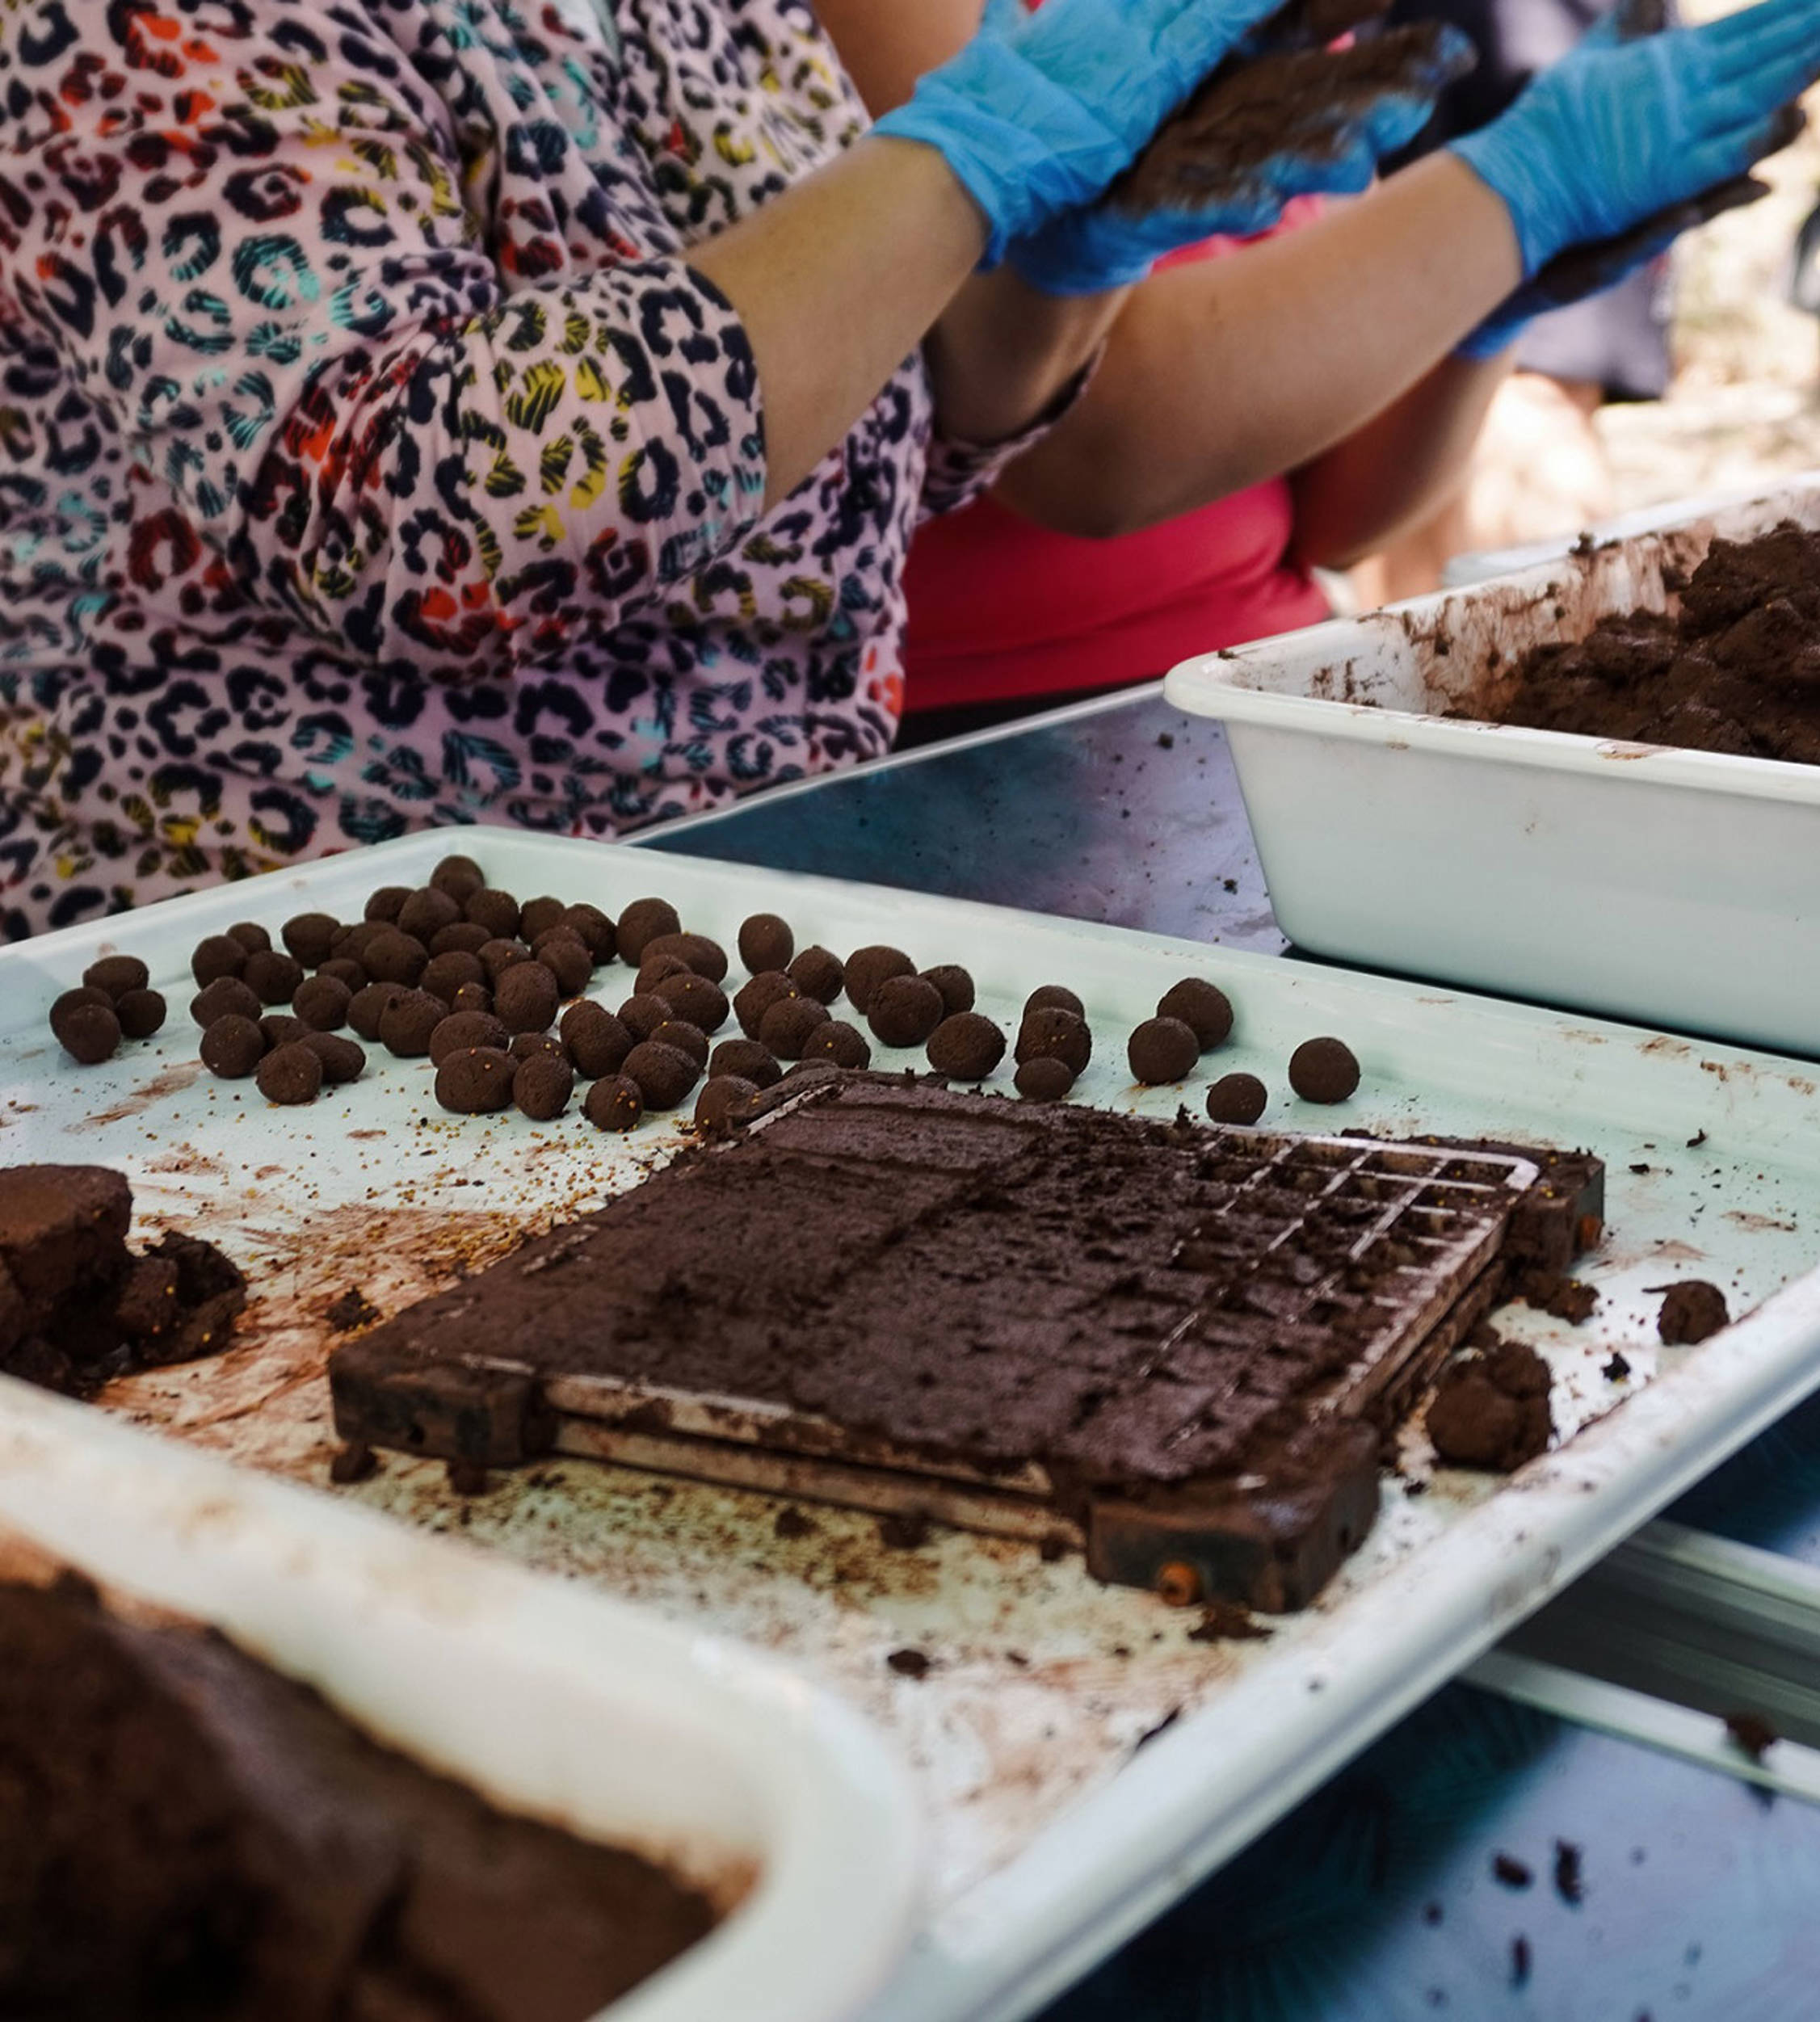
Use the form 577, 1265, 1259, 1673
844, 944, 914, 1016
259, 1014, 309, 1051
695, 1074, 760, 1130
82, 954, 148, 998
493, 960, 560, 1036
615, 897, 682, 965
788, 945, 845, 1004
1158, 978, 1234, 1051
292, 975, 352, 1032
1206, 1072, 1268, 1126
869, 974, 944, 1049
242, 948, 305, 1006
738, 913, 795, 974
364, 885, 410, 923
282, 913, 341, 966
584, 1074, 645, 1133
429, 920, 491, 958
617, 993, 673, 1043
518, 896, 567, 944
226, 921, 271, 956
377, 989, 446, 1058
317, 957, 368, 993
51, 985, 114, 1032
1023, 983, 1084, 1021
435, 1046, 515, 1116
642, 931, 728, 984
116, 989, 167, 1040
1016, 1007, 1092, 1077
335, 920, 393, 965
734, 970, 798, 1039
514, 1050, 574, 1121
622, 1040, 699, 1111
759, 994, 831, 1060
429, 852, 486, 902
650, 1018, 709, 1068
430, 1010, 512, 1066
1015, 1057, 1075, 1103
190, 976, 262, 1028
480, 937, 532, 983
512, 1032, 566, 1063
301, 1031, 366, 1086
190, 934, 246, 987
464, 888, 522, 940
561, 903, 616, 962
531, 932, 593, 1000
637, 951, 694, 995
360, 929, 428, 988
927, 1012, 1006, 1081
920, 965, 975, 1018
450, 982, 493, 1018
420, 950, 486, 1004
654, 969, 729, 1034
1128, 1016, 1200, 1086
709, 1038, 784, 1087
348, 981, 406, 1041
805, 1020, 871, 1070
560, 1001, 633, 1078
255, 1040, 323, 1106
55, 1001, 122, 1065
200, 1015, 265, 1078
1288, 1036, 1360, 1105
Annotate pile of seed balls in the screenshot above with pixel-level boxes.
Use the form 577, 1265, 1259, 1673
47, 855, 1362, 1129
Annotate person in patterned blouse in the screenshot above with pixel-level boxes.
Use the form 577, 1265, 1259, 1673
2, 0, 1814, 936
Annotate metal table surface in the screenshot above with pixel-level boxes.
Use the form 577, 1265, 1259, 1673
642, 684, 1820, 2022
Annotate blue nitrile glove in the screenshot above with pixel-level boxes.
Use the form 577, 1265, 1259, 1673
872, 0, 1293, 265
1450, 0, 1820, 281
1008, 25, 1475, 296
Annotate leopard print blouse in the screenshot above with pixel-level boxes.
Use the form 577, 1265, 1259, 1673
0, 0, 1049, 936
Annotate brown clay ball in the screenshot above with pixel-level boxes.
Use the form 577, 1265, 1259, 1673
479, 937, 532, 983
636, 951, 694, 996
514, 1050, 575, 1121
1017, 1007, 1092, 1077
708, 1038, 783, 1088
429, 853, 486, 902
190, 935, 246, 987
759, 994, 832, 1060
621, 1040, 700, 1111
116, 989, 168, 1040
242, 949, 305, 1006
1658, 1280, 1730, 1346
317, 957, 368, 993
560, 1002, 633, 1078
333, 920, 388, 964
420, 950, 486, 1004
927, 1012, 1005, 1081
397, 887, 460, 945
738, 913, 795, 974
1288, 1036, 1360, 1105
255, 1041, 324, 1106
56, 1001, 122, 1065
517, 896, 567, 945
200, 1015, 265, 1078
694, 1074, 761, 1131
301, 1032, 367, 1086
654, 969, 729, 1034
805, 1020, 872, 1070
282, 913, 341, 966
82, 954, 149, 998
364, 885, 410, 923
360, 929, 428, 988
788, 945, 845, 1004
1128, 1016, 1200, 1086
532, 931, 594, 1000
348, 981, 407, 1041
464, 889, 522, 940
376, 989, 447, 1058
435, 1046, 516, 1115
512, 1032, 565, 1063
226, 922, 271, 955
450, 982, 493, 1018
430, 1010, 512, 1065
650, 1019, 709, 1068
259, 1015, 309, 1051
561, 903, 616, 961
430, 920, 492, 958
844, 944, 914, 1015
1206, 1072, 1268, 1126
920, 965, 975, 1017
1158, 978, 1234, 1050
868, 974, 945, 1049
1015, 1057, 1075, 1103
51, 984, 112, 1024
617, 992, 673, 1042
292, 975, 353, 1032
190, 976, 262, 1028
615, 897, 682, 965
1024, 983, 1084, 1021
493, 960, 560, 1036
584, 1074, 645, 1133
734, 970, 799, 1039
641, 931, 728, 984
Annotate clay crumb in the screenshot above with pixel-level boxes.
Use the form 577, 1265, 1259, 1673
1421, 1901, 1443, 1926
1156, 732, 1175, 750
1603, 1350, 1633, 1381
1553, 1839, 1583, 1906
1187, 1599, 1272, 1643
446, 1457, 490, 1496
1511, 1934, 1532, 1988
1038, 1531, 1071, 1563
1655, 1279, 1730, 1345
326, 1286, 380, 1332
1519, 1271, 1598, 1325
1133, 1706, 1182, 1751
1492, 1852, 1533, 1890
329, 1441, 376, 1485
876, 1509, 931, 1551
772, 1504, 817, 1541
885, 1647, 931, 1680
1688, 1129, 1708, 1148
1629, 1162, 1651, 1175
1725, 1709, 1778, 1760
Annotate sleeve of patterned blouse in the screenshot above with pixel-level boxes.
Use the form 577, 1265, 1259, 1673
4, 1, 773, 687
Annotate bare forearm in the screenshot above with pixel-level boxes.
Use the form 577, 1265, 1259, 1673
994, 154, 1524, 538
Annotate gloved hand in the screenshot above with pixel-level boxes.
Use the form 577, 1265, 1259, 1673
1008, 23, 1475, 296
872, 0, 1299, 264
1450, 0, 1820, 280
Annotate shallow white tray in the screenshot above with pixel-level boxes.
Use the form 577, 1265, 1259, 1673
1163, 474, 1820, 1058
0, 1379, 919, 2022
9, 832, 1820, 2022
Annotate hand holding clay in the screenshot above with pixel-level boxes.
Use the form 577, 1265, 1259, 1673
1449, 0, 1820, 279
872, 0, 1293, 264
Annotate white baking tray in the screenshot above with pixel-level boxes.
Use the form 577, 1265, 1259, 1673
0, 1377, 920, 2022
1163, 475, 1820, 1059
9, 833, 1820, 2022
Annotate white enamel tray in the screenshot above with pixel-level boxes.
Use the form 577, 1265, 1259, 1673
7, 831, 1820, 2022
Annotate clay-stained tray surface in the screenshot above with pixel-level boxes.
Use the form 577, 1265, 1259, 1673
8, 831, 1820, 2022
